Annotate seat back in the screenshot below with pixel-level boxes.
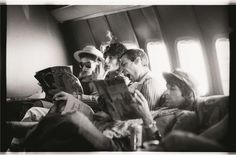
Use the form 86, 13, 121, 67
195, 95, 228, 132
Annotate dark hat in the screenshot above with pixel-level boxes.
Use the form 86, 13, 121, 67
163, 69, 197, 96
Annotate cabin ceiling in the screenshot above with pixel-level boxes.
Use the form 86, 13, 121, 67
48, 5, 149, 23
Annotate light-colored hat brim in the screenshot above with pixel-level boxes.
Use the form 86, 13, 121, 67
74, 47, 104, 62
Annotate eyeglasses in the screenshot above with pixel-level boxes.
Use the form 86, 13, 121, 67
78, 62, 92, 69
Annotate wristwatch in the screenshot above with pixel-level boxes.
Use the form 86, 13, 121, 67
144, 121, 162, 140
144, 120, 156, 129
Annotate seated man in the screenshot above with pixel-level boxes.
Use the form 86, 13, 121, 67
8, 45, 105, 151
159, 69, 197, 110
103, 40, 130, 85
153, 69, 200, 136
119, 48, 163, 110
73, 45, 105, 109
22, 45, 105, 122
154, 69, 228, 137
129, 69, 228, 151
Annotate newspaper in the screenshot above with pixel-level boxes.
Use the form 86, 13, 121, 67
34, 66, 84, 101
93, 78, 141, 120
35, 66, 93, 116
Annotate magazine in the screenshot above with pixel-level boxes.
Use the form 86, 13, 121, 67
34, 66, 84, 101
93, 78, 141, 120
34, 66, 94, 116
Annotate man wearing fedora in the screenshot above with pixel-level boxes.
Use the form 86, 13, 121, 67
18, 45, 105, 122
72, 45, 112, 112
73, 45, 105, 94
126, 69, 228, 151
7, 46, 105, 151
159, 68, 198, 110
129, 69, 200, 138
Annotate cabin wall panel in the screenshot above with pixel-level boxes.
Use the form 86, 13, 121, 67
127, 7, 163, 51
156, 6, 204, 66
88, 16, 111, 48
194, 6, 230, 94
68, 20, 95, 50
61, 20, 97, 76
155, 5, 215, 95
7, 6, 69, 98
106, 12, 139, 46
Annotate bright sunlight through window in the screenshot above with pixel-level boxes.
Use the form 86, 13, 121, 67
147, 42, 171, 93
215, 38, 230, 95
123, 42, 139, 49
177, 40, 208, 96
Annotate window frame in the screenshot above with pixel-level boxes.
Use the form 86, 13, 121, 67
175, 37, 210, 96
214, 35, 230, 95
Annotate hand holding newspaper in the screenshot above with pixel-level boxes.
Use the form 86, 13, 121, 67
35, 66, 94, 119
34, 66, 84, 101
61, 93, 94, 120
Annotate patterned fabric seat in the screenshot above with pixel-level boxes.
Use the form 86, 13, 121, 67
152, 95, 228, 136
195, 95, 228, 132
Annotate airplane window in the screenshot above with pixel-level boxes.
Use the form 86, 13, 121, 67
177, 40, 209, 96
147, 42, 171, 93
215, 38, 230, 95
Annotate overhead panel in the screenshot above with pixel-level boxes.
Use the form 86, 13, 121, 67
51, 5, 148, 23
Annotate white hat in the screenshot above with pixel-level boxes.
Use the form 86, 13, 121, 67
73, 45, 104, 62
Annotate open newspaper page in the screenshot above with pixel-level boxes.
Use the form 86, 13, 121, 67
94, 78, 141, 120
34, 66, 92, 115
34, 66, 84, 101
62, 96, 94, 121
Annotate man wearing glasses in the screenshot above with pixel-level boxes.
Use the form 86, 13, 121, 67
73, 45, 105, 95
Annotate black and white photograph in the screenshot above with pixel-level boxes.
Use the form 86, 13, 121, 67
0, 1, 235, 153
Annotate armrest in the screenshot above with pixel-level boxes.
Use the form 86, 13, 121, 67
6, 99, 45, 121
6, 121, 38, 138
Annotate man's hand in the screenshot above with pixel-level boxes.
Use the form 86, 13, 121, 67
130, 90, 153, 126
53, 91, 76, 101
53, 91, 82, 115
92, 62, 107, 80
119, 72, 131, 86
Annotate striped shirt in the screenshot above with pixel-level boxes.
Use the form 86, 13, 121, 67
128, 70, 162, 110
